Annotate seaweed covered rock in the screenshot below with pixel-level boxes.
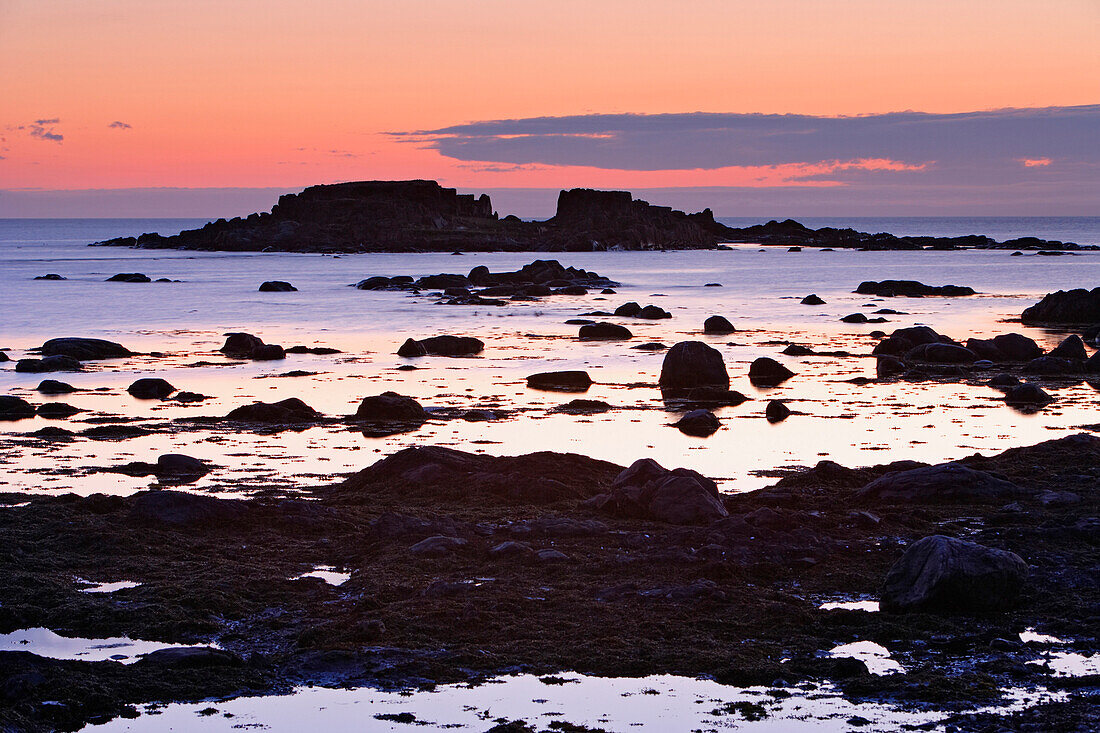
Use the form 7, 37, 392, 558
858, 463, 1024, 504
354, 392, 426, 421
1021, 287, 1100, 324
880, 535, 1028, 613
583, 458, 728, 525
127, 378, 176, 399
226, 398, 322, 423
15, 356, 82, 373
130, 490, 245, 526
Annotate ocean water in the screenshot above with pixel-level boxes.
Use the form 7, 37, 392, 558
0, 216, 1098, 498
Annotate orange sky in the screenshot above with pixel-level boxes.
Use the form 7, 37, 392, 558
2, 0, 1098, 191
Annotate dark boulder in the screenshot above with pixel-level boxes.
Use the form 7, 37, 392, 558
1048, 335, 1088, 360
841, 313, 869, 323
858, 463, 1024, 504
398, 335, 484, 356
674, 409, 720, 436
855, 280, 975, 297
614, 302, 641, 317
34, 273, 66, 280
801, 294, 825, 305
636, 305, 671, 319
1022, 356, 1083, 375
782, 344, 815, 356
748, 357, 795, 385
354, 392, 426, 421
39, 337, 131, 360
127, 378, 176, 399
226, 398, 322, 423
36, 379, 76, 394
0, 396, 36, 421
765, 400, 791, 423
703, 315, 736, 334
871, 326, 954, 357
252, 344, 286, 360
876, 356, 906, 378
988, 374, 1021, 389
527, 371, 593, 392
155, 454, 212, 479
106, 273, 151, 283
219, 332, 285, 360
579, 323, 632, 340
583, 458, 728, 525
15, 356, 82, 373
904, 343, 977, 364
659, 341, 729, 396
993, 333, 1044, 361
1003, 383, 1054, 407
880, 535, 1028, 613
1021, 287, 1100, 324
36, 402, 81, 419
409, 535, 468, 557
130, 490, 245, 526
554, 398, 611, 413
258, 280, 297, 292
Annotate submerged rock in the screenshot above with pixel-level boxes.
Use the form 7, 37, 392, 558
15, 356, 82, 373
880, 535, 1028, 613
527, 371, 593, 392
226, 398, 322, 423
36, 402, 81, 419
106, 272, 151, 283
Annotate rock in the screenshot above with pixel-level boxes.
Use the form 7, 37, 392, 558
226, 398, 322, 423
258, 280, 297, 292
0, 396, 36, 421
284, 346, 342, 355
636, 305, 671, 319
354, 392, 426, 421
674, 409, 720, 436
1003, 383, 1054, 406
155, 454, 211, 478
966, 333, 1043, 362
1088, 351, 1100, 374
1022, 356, 1083, 375
39, 337, 132, 360
801, 294, 825, 305
1021, 287, 1100, 324
841, 313, 869, 323
219, 332, 285, 360
583, 458, 728, 525
855, 280, 975, 297
765, 400, 790, 422
527, 371, 592, 392
872, 326, 955, 357
748, 357, 795, 385
703, 315, 736, 334
36, 379, 76, 394
578, 323, 632, 340
34, 273, 66, 280
633, 342, 666, 351
36, 402, 80, 418
905, 343, 977, 364
554, 398, 611, 413
659, 341, 729, 396
15, 356, 82, 373
127, 378, 176, 399
782, 344, 815, 356
1049, 335, 1088, 360
876, 356, 906, 378
537, 549, 570, 562
489, 541, 535, 557
858, 463, 1024, 504
880, 535, 1028, 613
0, 352, 7, 362
1039, 490, 1081, 507
130, 490, 244, 525
106, 272, 151, 283
409, 535, 467, 557
987, 374, 1021, 389
614, 302, 641, 317
136, 647, 242, 668
398, 335, 484, 356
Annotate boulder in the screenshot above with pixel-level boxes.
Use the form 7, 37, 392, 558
259, 280, 297, 292
801, 294, 825, 305
904, 343, 977, 364
703, 315, 736, 334
409, 535, 468, 557
876, 356, 906, 378
748, 357, 795, 385
858, 463, 1024, 504
578, 323, 633, 340
39, 338, 131, 360
0, 396, 36, 421
1003, 383, 1054, 407
106, 272, 151, 283
398, 335, 484, 356
841, 313, 869, 323
993, 333, 1044, 361
880, 535, 1028, 613
130, 490, 244, 526
354, 392, 426, 421
36, 379, 76, 394
583, 458, 728, 525
636, 305, 671, 319
782, 344, 815, 356
527, 371, 593, 392
872, 326, 954, 357
988, 374, 1021, 389
1022, 356, 1083, 375
554, 398, 611, 413
1021, 287, 1100, 324
225, 398, 322, 423
127, 378, 176, 399
855, 280, 975, 297
1048, 335, 1088, 360
34, 273, 66, 280
15, 356, 82, 373
674, 409, 720, 436
155, 454, 211, 478
0, 352, 7, 362
614, 302, 641, 317
36, 402, 81, 419
658, 341, 729, 396
765, 400, 791, 423
136, 647, 241, 668
219, 332, 285, 360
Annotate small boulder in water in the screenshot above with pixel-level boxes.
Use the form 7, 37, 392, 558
579, 323, 632, 341
16, 356, 82, 373
674, 409, 720, 436
801, 294, 825, 305
527, 371, 593, 392
659, 341, 729, 396
36, 379, 76, 394
40, 337, 131, 360
258, 280, 297, 292
226, 398, 321, 423
127, 378, 176, 399
748, 357, 795, 385
354, 392, 426, 421
106, 272, 151, 283
703, 315, 736, 334
765, 400, 791, 423
0, 396, 37, 421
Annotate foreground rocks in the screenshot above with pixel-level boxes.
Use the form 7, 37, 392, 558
219, 333, 286, 360
1021, 287, 1100, 325
583, 458, 728, 524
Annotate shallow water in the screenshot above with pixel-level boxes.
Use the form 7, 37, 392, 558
1, 218, 1098, 497
0, 627, 214, 664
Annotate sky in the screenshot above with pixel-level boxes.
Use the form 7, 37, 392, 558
1, 0, 1098, 217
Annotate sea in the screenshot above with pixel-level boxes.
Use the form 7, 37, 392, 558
2, 215, 1099, 730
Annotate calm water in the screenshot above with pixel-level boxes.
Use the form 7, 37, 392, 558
0, 217, 1098, 498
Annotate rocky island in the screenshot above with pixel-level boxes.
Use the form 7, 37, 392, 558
93, 180, 1082, 253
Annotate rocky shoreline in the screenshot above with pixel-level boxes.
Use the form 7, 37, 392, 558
90, 180, 1085, 253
